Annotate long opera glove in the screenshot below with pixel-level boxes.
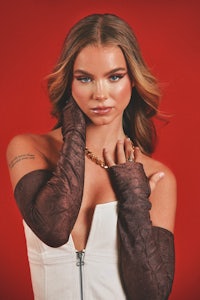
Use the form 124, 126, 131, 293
109, 162, 175, 300
14, 98, 86, 247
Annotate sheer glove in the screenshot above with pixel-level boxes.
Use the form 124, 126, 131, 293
109, 162, 175, 300
14, 98, 86, 247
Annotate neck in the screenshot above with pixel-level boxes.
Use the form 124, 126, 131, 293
86, 122, 126, 156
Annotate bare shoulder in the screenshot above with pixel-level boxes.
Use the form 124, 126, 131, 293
142, 152, 176, 185
6, 128, 62, 189
137, 150, 177, 233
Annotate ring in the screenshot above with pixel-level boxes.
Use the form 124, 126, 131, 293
127, 157, 134, 162
127, 147, 135, 162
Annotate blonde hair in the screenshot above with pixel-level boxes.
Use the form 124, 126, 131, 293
47, 13, 161, 154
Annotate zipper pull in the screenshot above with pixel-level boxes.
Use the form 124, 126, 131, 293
76, 250, 85, 266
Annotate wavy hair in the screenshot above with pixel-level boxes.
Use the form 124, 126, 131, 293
47, 13, 161, 154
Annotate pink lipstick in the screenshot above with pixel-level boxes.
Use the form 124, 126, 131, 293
91, 107, 112, 115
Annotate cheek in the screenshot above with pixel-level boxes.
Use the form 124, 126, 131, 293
71, 82, 88, 106
114, 81, 132, 105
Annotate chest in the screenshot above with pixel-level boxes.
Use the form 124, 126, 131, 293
72, 158, 116, 250
84, 158, 116, 205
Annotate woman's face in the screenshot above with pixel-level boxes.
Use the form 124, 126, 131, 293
71, 45, 133, 126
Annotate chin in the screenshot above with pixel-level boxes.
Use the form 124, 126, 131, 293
89, 117, 113, 126
86, 112, 123, 127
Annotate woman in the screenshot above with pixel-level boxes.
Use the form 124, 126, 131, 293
7, 13, 176, 300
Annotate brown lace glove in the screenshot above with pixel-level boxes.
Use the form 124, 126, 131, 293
14, 98, 86, 247
109, 162, 175, 300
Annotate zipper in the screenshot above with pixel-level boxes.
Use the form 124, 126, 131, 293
76, 250, 85, 300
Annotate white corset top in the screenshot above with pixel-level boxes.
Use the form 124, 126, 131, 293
23, 201, 126, 300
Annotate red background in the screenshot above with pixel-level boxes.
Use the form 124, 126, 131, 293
1, 1, 200, 299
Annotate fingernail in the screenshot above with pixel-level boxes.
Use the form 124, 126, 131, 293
158, 172, 165, 179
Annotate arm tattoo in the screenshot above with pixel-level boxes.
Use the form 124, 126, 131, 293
9, 154, 35, 169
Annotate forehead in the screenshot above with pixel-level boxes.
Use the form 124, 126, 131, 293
73, 45, 127, 72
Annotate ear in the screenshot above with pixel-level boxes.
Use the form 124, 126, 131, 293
131, 81, 135, 88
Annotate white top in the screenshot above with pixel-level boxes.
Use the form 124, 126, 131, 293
23, 201, 126, 300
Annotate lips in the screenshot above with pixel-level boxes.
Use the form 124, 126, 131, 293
91, 106, 112, 115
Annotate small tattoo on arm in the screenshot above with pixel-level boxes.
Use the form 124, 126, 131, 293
9, 154, 35, 169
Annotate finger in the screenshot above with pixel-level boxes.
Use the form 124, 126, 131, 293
124, 137, 135, 162
149, 172, 165, 192
103, 148, 116, 168
116, 140, 126, 164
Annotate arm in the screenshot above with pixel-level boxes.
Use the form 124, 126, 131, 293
104, 141, 176, 300
7, 99, 86, 247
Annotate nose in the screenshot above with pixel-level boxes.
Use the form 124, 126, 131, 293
93, 80, 108, 101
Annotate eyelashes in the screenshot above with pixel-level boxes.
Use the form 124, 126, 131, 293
76, 76, 91, 83
75, 73, 127, 83
109, 74, 125, 81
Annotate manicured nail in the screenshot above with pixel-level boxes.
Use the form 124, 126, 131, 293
158, 172, 165, 179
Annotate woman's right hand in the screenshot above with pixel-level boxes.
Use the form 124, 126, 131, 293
61, 97, 86, 138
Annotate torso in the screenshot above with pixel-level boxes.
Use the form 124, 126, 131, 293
33, 127, 166, 251
8, 127, 176, 250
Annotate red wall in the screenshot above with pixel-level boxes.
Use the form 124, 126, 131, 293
1, 1, 200, 299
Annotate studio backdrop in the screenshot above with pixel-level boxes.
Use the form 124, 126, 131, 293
1, 1, 200, 299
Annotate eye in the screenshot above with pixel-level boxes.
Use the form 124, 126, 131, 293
109, 74, 125, 82
76, 76, 92, 83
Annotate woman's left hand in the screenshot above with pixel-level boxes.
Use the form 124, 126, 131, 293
103, 137, 164, 193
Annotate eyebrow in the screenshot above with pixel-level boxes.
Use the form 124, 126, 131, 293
73, 67, 127, 77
